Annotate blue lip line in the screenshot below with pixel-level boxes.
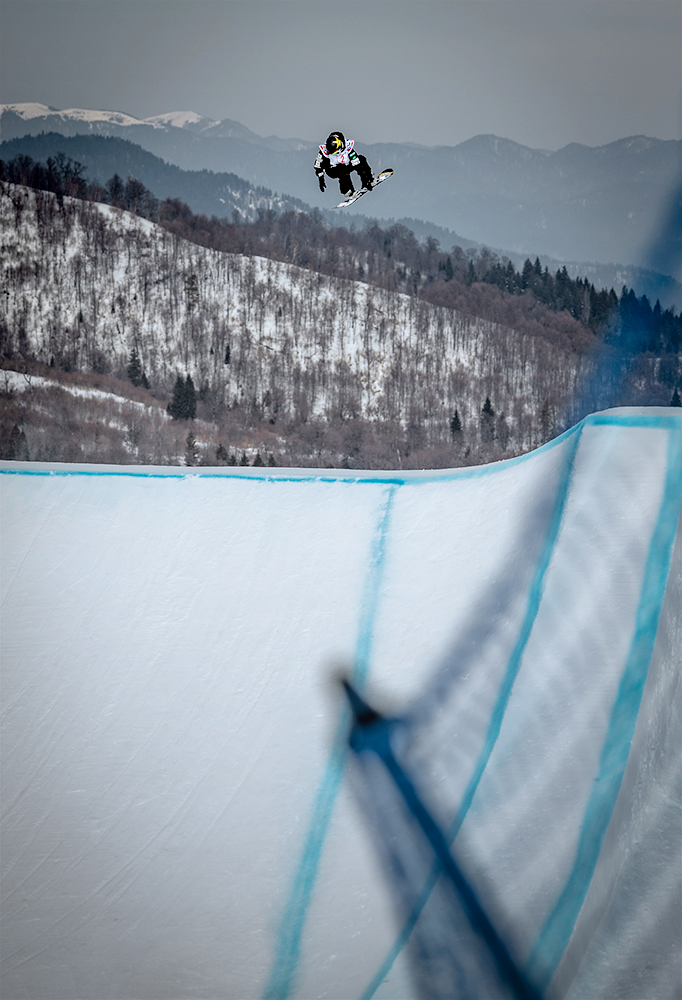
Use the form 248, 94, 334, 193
0, 416, 579, 485
1, 413, 677, 486
262, 484, 398, 1000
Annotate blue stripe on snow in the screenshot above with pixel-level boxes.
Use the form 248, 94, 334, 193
262, 485, 398, 1000
361, 413, 681, 999
360, 420, 585, 1000
526, 416, 682, 993
3, 410, 679, 1000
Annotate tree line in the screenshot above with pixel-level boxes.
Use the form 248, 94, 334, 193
2, 151, 680, 359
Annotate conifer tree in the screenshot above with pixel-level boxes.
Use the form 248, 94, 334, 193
450, 410, 462, 438
167, 375, 186, 420
167, 374, 197, 420
481, 397, 496, 443
540, 398, 555, 441
671, 388, 681, 407
105, 173, 125, 207
185, 431, 199, 466
184, 375, 197, 420
497, 413, 510, 451
521, 259, 534, 290
8, 424, 29, 461
127, 347, 143, 387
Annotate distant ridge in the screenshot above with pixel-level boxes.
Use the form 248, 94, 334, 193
1, 102, 680, 280
0, 132, 310, 222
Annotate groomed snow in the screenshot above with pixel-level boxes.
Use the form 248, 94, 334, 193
1, 407, 680, 1000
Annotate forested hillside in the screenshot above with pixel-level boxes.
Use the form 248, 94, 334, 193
4, 150, 679, 355
3, 138, 679, 310
1, 178, 680, 468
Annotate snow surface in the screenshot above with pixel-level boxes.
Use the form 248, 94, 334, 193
0, 103, 217, 131
0, 103, 165, 129
0, 102, 60, 120
143, 111, 216, 129
0, 368, 158, 409
1, 407, 680, 1000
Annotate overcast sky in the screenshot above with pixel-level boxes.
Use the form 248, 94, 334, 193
1, 0, 680, 150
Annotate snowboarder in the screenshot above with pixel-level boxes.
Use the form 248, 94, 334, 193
314, 131, 374, 200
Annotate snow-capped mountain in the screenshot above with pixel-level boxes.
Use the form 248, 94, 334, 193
1, 102, 214, 132
2, 102, 679, 273
1, 102, 164, 130
0, 102, 306, 147
141, 110, 216, 130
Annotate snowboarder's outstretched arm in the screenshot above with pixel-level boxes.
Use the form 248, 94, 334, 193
313, 149, 327, 191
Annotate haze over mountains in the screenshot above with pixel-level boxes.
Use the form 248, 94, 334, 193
2, 102, 680, 285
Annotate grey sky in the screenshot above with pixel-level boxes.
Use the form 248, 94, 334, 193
1, 0, 680, 150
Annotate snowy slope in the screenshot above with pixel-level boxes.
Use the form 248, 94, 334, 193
1, 184, 584, 450
0, 102, 305, 146
1, 407, 680, 1000
0, 102, 164, 129
142, 111, 215, 130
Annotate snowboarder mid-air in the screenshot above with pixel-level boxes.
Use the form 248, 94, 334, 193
314, 131, 374, 199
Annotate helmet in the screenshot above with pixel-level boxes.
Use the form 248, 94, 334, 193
326, 132, 345, 154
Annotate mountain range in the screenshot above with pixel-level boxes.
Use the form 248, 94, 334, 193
0, 132, 311, 222
2, 103, 680, 280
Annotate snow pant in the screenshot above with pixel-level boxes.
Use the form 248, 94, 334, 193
325, 155, 373, 194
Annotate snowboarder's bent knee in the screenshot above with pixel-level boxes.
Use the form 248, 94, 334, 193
314, 131, 374, 196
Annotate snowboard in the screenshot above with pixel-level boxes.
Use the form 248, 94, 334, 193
333, 169, 394, 209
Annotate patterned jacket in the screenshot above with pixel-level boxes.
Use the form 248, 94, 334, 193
314, 139, 362, 177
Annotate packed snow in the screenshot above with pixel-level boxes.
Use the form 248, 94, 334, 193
1, 407, 680, 999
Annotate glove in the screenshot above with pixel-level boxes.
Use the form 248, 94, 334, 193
318, 174, 326, 192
